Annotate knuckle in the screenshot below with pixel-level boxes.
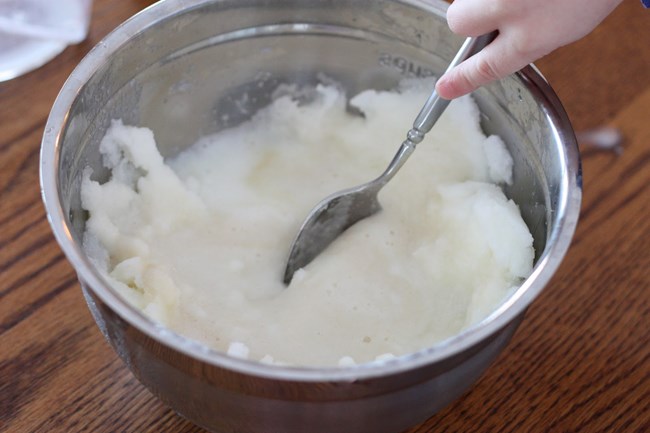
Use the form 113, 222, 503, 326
510, 30, 534, 57
509, 31, 550, 64
474, 57, 501, 83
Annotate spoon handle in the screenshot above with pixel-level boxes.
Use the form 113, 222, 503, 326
411, 32, 498, 140
375, 32, 498, 187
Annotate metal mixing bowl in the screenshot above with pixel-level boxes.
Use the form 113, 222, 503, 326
40, 1, 581, 432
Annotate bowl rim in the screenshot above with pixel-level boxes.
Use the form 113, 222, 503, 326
40, 0, 582, 382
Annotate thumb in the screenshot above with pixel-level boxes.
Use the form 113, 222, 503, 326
435, 36, 528, 99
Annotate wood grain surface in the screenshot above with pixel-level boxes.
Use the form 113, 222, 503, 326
1, 1, 648, 432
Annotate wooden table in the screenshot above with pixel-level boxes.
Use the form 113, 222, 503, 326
1, 1, 648, 432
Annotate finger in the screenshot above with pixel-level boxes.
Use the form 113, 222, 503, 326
446, 0, 503, 36
435, 35, 531, 99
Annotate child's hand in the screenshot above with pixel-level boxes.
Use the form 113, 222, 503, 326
435, 0, 624, 99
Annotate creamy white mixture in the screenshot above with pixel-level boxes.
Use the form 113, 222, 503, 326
81, 80, 534, 367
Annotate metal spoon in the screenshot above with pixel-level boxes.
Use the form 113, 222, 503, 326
283, 33, 497, 284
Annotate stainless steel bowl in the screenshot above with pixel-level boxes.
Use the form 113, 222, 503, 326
40, 1, 581, 432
